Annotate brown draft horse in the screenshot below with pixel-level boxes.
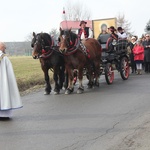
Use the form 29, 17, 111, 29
31, 32, 65, 95
59, 28, 102, 94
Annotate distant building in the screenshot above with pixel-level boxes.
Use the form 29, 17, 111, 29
5, 42, 32, 56
60, 20, 93, 33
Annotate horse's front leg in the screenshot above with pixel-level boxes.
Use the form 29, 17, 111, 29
65, 68, 74, 94
63, 70, 68, 89
59, 65, 65, 89
43, 69, 51, 95
53, 66, 61, 95
77, 68, 84, 94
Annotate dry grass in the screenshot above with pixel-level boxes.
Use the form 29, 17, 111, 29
9, 56, 53, 93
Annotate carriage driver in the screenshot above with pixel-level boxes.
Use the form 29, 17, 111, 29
76, 20, 93, 40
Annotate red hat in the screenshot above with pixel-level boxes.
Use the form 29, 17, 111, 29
79, 20, 87, 26
108, 26, 116, 32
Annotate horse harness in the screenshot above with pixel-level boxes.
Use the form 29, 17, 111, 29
80, 41, 90, 58
63, 37, 90, 58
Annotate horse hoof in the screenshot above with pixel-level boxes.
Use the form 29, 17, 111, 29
63, 84, 68, 89
62, 87, 66, 90
87, 82, 93, 89
87, 85, 93, 89
44, 91, 50, 95
77, 87, 84, 94
94, 82, 99, 87
54, 89, 60, 95
65, 90, 71, 95
87, 86, 92, 89
65, 88, 74, 95
54, 91, 60, 95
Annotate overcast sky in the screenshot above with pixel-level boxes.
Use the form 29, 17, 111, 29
0, 0, 149, 42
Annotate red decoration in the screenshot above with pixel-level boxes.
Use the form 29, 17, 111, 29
88, 54, 90, 58
70, 41, 73, 45
63, 7, 65, 14
42, 49, 46, 54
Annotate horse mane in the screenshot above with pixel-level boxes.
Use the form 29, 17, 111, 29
40, 33, 52, 46
70, 31, 78, 43
63, 29, 77, 37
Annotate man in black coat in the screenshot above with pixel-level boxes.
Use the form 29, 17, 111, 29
142, 34, 150, 73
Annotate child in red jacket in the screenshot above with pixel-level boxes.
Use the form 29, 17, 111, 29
132, 39, 144, 74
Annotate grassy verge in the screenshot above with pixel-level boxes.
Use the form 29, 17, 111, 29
9, 56, 53, 93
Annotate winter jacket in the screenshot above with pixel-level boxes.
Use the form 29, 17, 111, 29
132, 45, 144, 61
142, 40, 150, 62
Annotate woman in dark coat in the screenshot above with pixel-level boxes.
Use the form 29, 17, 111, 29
142, 34, 150, 73
129, 36, 137, 73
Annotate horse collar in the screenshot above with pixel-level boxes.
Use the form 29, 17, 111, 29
64, 38, 80, 55
40, 48, 53, 59
65, 38, 90, 58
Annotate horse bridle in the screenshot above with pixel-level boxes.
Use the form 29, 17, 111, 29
31, 34, 55, 60
61, 30, 73, 48
34, 34, 51, 53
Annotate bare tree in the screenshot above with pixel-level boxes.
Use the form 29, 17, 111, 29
25, 32, 33, 42
144, 19, 150, 34
116, 13, 133, 36
49, 28, 59, 37
49, 28, 59, 45
62, 0, 91, 21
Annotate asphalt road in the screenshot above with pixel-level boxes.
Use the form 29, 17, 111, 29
1, 72, 150, 150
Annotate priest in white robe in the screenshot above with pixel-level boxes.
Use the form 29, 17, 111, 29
0, 42, 23, 120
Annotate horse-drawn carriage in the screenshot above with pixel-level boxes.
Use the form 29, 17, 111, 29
31, 28, 130, 95
71, 33, 130, 86
97, 33, 130, 84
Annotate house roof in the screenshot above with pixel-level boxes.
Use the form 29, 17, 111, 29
60, 20, 93, 30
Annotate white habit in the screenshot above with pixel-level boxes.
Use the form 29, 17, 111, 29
0, 50, 23, 117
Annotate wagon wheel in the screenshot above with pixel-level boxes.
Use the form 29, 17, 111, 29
105, 63, 114, 85
120, 56, 130, 80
